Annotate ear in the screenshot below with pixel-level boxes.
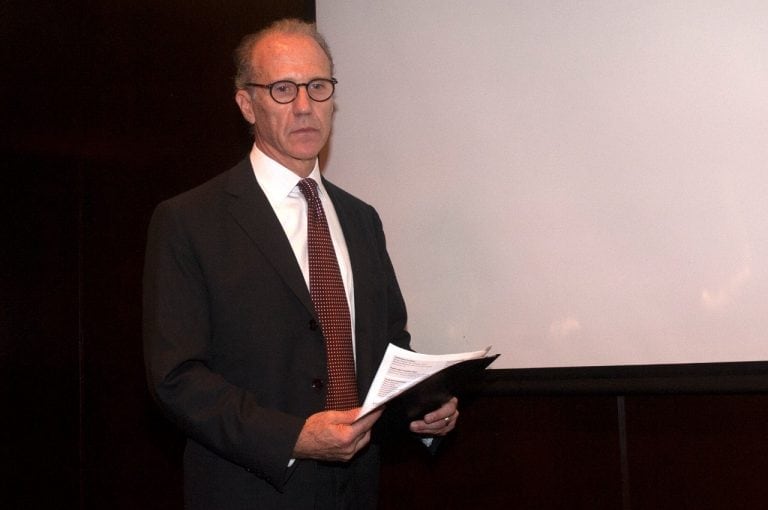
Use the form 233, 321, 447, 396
235, 89, 256, 124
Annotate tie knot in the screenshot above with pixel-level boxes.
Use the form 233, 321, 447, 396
298, 178, 319, 203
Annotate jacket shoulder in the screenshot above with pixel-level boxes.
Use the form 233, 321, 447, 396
163, 158, 253, 210
323, 178, 376, 213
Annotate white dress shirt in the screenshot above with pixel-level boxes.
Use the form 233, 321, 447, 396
249, 144, 356, 352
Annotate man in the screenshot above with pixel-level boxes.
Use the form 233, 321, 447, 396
143, 19, 458, 509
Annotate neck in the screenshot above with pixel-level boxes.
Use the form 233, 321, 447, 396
253, 141, 317, 178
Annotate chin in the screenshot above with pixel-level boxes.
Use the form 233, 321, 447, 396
290, 144, 324, 160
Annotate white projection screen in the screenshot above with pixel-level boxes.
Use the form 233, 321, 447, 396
316, 1, 768, 371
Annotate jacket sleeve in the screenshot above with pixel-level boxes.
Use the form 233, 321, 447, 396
142, 200, 304, 490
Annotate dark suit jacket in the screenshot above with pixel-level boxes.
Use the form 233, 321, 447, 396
143, 158, 411, 509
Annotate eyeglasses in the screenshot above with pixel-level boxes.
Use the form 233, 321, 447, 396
245, 78, 338, 104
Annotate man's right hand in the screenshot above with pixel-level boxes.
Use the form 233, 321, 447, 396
292, 407, 383, 462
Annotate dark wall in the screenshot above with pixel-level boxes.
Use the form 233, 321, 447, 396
4, 2, 768, 510
378, 394, 768, 510
1, 2, 314, 508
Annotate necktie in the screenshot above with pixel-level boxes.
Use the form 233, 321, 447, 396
298, 178, 359, 410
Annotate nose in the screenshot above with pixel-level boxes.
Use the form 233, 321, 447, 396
292, 85, 312, 113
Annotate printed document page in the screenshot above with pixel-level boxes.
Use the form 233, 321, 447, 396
357, 343, 491, 419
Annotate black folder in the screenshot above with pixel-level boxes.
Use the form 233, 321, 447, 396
379, 354, 500, 429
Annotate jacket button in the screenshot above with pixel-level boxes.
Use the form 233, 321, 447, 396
309, 318, 319, 331
312, 378, 324, 390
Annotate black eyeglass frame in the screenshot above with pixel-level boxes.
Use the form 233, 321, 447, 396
244, 78, 338, 104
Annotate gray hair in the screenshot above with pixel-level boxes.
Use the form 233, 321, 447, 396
233, 18, 334, 90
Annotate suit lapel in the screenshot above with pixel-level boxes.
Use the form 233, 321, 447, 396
224, 159, 314, 315
225, 164, 380, 388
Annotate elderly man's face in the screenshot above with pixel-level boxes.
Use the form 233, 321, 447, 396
235, 33, 334, 177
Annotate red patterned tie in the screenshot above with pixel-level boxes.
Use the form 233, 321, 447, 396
298, 178, 359, 410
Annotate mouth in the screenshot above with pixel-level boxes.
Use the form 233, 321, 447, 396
291, 127, 319, 136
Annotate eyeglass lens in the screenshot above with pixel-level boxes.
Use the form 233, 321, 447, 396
271, 79, 335, 103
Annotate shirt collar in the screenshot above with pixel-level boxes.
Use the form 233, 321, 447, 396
249, 144, 324, 208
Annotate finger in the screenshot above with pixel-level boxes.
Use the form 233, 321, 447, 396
431, 413, 458, 436
348, 407, 383, 432
354, 429, 372, 452
410, 409, 459, 435
424, 397, 458, 423
423, 397, 458, 424
338, 424, 378, 461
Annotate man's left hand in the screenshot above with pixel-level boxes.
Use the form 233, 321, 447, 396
409, 396, 459, 436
